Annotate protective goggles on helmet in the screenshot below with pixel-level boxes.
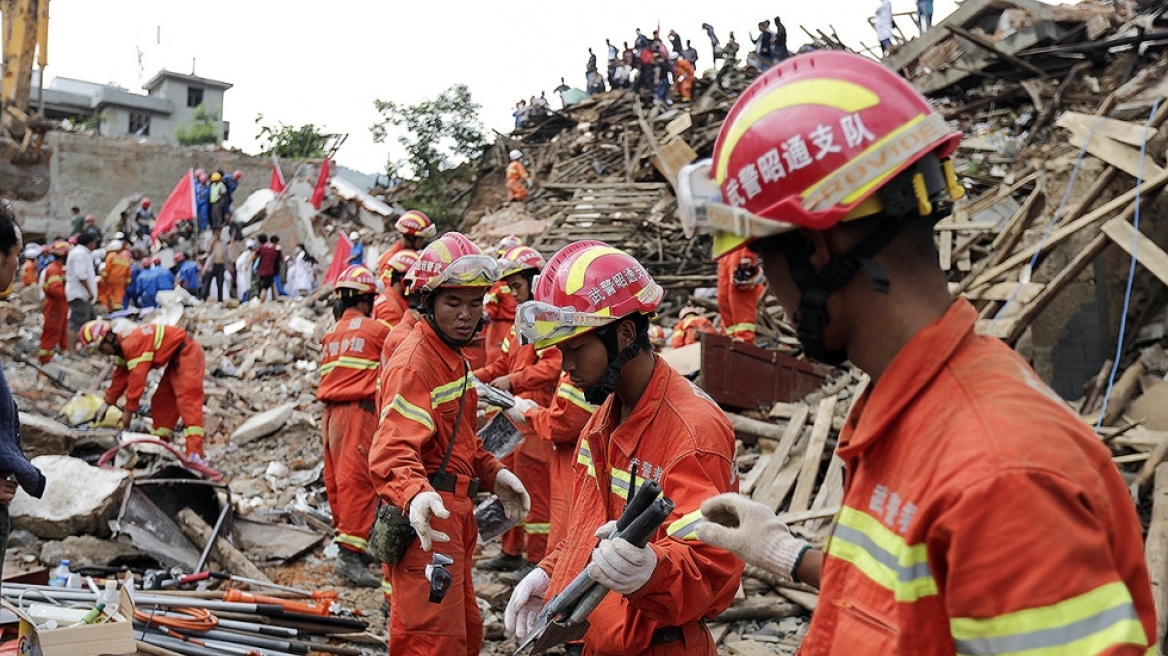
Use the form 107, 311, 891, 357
515, 301, 617, 349
425, 254, 500, 291
677, 159, 798, 258
425, 552, 454, 604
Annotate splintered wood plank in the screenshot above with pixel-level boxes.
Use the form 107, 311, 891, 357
964, 282, 1045, 303
1145, 463, 1168, 642
807, 454, 845, 533
1102, 217, 1168, 287
739, 453, 772, 496
788, 396, 838, 514
939, 229, 953, 271
752, 404, 811, 512
1069, 132, 1163, 179
1057, 111, 1160, 148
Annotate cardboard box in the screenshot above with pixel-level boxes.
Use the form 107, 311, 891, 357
5, 586, 135, 656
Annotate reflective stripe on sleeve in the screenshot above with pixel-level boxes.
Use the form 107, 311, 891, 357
153, 324, 165, 350
666, 509, 705, 541
950, 581, 1148, 656
556, 382, 595, 413
826, 506, 937, 602
387, 394, 435, 432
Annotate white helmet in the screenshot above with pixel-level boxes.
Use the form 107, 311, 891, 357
348, 231, 361, 242
509, 149, 523, 161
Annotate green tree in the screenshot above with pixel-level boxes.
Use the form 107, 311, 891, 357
255, 116, 330, 159
370, 84, 487, 191
175, 104, 222, 146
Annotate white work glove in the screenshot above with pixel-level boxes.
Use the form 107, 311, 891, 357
494, 469, 531, 521
504, 397, 538, 425
504, 565, 550, 639
696, 493, 811, 581
587, 522, 657, 595
408, 491, 450, 551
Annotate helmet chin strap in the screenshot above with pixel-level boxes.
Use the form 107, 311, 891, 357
583, 322, 644, 405
781, 172, 941, 366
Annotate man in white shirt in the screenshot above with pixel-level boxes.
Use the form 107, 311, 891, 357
876, 0, 894, 55
65, 231, 98, 351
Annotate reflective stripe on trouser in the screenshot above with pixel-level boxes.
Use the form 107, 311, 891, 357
381, 563, 394, 602
322, 403, 378, 557
149, 339, 206, 457
501, 430, 552, 563
389, 492, 481, 656
39, 298, 68, 364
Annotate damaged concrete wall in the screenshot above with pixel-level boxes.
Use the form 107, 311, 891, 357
9, 132, 274, 239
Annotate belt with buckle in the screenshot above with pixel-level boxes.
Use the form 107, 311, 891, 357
649, 625, 684, 646
428, 472, 480, 498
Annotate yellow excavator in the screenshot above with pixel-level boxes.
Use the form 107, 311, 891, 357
0, 0, 51, 200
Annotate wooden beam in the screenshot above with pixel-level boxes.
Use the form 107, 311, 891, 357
1056, 111, 1160, 147
1068, 132, 1163, 179
789, 396, 838, 514
1146, 463, 1168, 643
1101, 218, 1168, 288
752, 405, 811, 512
947, 24, 1049, 77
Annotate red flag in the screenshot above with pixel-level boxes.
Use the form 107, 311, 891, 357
269, 155, 285, 193
310, 157, 331, 210
324, 231, 353, 285
152, 169, 196, 240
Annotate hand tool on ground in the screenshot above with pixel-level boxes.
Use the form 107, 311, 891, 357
175, 571, 326, 599
515, 480, 674, 655
223, 589, 338, 617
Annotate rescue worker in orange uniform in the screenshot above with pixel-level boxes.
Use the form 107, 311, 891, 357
506, 149, 529, 203
82, 320, 208, 460
682, 51, 1157, 654
716, 247, 765, 344
482, 236, 524, 364
369, 232, 530, 656
376, 210, 435, 273
20, 245, 38, 287
98, 239, 132, 311
473, 246, 563, 579
673, 53, 695, 102
373, 249, 417, 330
505, 241, 742, 655
505, 372, 595, 551
318, 265, 389, 588
668, 306, 717, 348
37, 241, 69, 364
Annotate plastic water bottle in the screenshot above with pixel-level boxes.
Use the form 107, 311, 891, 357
49, 560, 71, 587
97, 581, 119, 617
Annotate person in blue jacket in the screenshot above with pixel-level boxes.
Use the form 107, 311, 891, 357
138, 258, 175, 308
174, 252, 200, 294
125, 256, 148, 309
195, 170, 210, 233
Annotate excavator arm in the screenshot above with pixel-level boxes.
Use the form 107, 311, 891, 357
0, 0, 51, 201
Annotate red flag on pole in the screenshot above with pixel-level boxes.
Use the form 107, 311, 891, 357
310, 157, 331, 210
269, 155, 285, 193
324, 231, 353, 285
152, 169, 196, 240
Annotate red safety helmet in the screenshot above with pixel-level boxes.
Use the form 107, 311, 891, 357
395, 210, 437, 239
498, 245, 545, 278
379, 249, 419, 284
516, 241, 662, 350
153, 257, 162, 265
678, 306, 701, 320
334, 265, 378, 295
141, 258, 153, 268
405, 232, 498, 295
78, 320, 113, 353
174, 252, 185, 263
232, 170, 242, 180
495, 234, 523, 256
141, 198, 151, 209
677, 50, 964, 258
49, 240, 71, 258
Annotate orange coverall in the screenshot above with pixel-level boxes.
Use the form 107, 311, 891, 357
473, 327, 563, 564
99, 248, 132, 310
20, 260, 36, 287
674, 57, 695, 101
539, 356, 742, 655
801, 298, 1156, 655
668, 315, 716, 348
524, 374, 594, 550
38, 261, 67, 364
370, 320, 505, 656
506, 160, 529, 202
105, 324, 207, 457
717, 248, 765, 344
318, 307, 389, 557
372, 287, 409, 330
376, 239, 405, 275
483, 281, 517, 365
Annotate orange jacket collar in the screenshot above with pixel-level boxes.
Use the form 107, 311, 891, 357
838, 298, 975, 459
587, 354, 668, 461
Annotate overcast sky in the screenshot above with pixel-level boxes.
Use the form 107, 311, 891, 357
37, 0, 974, 177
